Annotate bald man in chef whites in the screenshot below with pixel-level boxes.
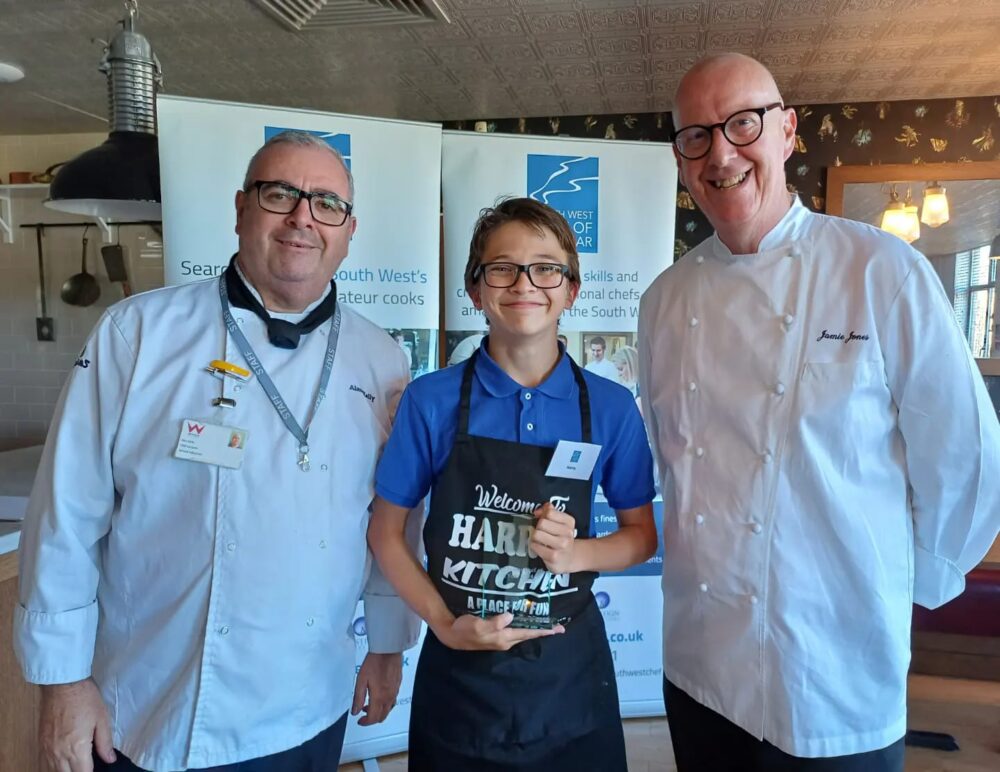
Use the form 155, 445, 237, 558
638, 53, 1000, 771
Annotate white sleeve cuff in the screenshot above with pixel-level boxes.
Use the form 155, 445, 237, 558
912, 544, 966, 610
13, 600, 98, 684
362, 593, 422, 654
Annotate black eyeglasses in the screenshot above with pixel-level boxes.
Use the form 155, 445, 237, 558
249, 180, 353, 226
672, 103, 785, 160
474, 262, 571, 289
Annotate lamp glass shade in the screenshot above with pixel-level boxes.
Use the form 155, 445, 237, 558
920, 186, 949, 227
880, 203, 914, 242
990, 233, 1000, 261
901, 204, 921, 244
45, 132, 161, 220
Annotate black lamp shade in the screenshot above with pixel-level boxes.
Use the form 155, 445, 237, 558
46, 131, 161, 220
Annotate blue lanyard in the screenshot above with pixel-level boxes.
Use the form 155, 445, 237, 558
218, 276, 341, 471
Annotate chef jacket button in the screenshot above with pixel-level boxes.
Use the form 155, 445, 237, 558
234, 384, 242, 392
783, 313, 794, 326
527, 422, 534, 431
688, 381, 698, 392
319, 540, 327, 549
751, 522, 763, 534
695, 255, 704, 264
219, 625, 230, 635
236, 317, 245, 326
790, 247, 802, 258
689, 317, 699, 328
306, 617, 315, 627
524, 392, 532, 400
699, 583, 709, 593
694, 446, 705, 458
774, 382, 786, 396
695, 513, 705, 525
226, 542, 236, 552
761, 450, 773, 464
321, 464, 328, 471
750, 594, 759, 605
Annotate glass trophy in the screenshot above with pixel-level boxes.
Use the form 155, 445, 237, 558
479, 513, 555, 629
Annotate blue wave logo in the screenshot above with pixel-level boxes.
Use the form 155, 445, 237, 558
595, 591, 611, 609
527, 154, 599, 253
264, 126, 351, 169
352, 616, 367, 637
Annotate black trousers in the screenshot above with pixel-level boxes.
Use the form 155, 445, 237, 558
663, 680, 905, 772
407, 719, 626, 772
93, 712, 348, 772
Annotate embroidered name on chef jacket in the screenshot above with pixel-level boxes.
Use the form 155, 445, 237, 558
816, 329, 871, 344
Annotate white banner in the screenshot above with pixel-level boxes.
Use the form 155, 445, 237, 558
593, 503, 667, 717
157, 96, 442, 761
157, 95, 441, 359
441, 130, 676, 716
441, 131, 676, 366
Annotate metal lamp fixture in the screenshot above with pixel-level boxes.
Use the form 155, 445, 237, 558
920, 182, 950, 228
990, 232, 1000, 261
879, 185, 920, 244
45, 0, 162, 220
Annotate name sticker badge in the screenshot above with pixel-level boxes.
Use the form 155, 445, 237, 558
545, 440, 601, 480
173, 419, 248, 469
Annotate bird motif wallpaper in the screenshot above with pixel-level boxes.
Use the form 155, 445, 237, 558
448, 94, 1000, 259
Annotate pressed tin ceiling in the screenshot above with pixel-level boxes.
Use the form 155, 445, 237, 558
0, 0, 998, 135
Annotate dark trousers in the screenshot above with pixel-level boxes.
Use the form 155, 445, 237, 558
93, 712, 348, 772
407, 720, 626, 772
663, 679, 905, 772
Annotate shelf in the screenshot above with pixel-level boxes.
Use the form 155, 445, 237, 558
0, 183, 50, 193
0, 184, 148, 245
0, 184, 49, 243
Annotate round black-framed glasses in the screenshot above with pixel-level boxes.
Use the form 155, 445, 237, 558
474, 262, 572, 289
249, 180, 353, 226
672, 102, 785, 160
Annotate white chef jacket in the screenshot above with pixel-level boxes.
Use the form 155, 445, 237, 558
14, 273, 422, 771
584, 357, 619, 382
638, 197, 1000, 758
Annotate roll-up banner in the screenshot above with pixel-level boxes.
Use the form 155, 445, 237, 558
157, 95, 441, 762
441, 130, 677, 717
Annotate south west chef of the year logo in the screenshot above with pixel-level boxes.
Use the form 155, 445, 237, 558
527, 154, 599, 253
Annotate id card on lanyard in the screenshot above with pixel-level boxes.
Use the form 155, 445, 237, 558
217, 275, 341, 471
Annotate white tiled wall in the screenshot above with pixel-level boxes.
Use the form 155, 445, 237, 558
0, 134, 165, 450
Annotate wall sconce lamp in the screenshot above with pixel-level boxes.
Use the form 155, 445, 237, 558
920, 182, 950, 228
880, 185, 921, 244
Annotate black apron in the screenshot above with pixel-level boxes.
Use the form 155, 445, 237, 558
409, 351, 625, 771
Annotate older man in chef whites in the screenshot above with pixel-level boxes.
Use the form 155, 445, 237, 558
15, 130, 421, 772
639, 52, 1000, 772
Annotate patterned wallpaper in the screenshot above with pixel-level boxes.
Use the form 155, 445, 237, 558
447, 94, 1000, 258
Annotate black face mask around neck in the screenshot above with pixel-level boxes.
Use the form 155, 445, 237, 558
224, 257, 337, 350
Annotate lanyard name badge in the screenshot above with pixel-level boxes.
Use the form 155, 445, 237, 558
217, 275, 341, 471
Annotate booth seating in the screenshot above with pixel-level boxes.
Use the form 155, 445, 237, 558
911, 566, 1000, 681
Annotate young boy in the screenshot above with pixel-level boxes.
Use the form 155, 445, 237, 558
368, 197, 657, 771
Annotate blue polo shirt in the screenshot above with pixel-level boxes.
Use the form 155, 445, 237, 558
375, 340, 655, 523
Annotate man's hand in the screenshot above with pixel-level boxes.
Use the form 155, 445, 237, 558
352, 652, 403, 726
531, 503, 578, 574
435, 612, 564, 652
39, 678, 115, 772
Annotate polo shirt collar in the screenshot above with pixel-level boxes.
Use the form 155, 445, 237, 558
474, 337, 576, 399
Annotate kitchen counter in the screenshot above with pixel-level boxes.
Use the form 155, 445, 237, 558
0, 521, 21, 556
0, 444, 41, 521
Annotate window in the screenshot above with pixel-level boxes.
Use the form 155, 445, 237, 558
954, 244, 997, 358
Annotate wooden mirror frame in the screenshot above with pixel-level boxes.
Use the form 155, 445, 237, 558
825, 160, 1000, 217
825, 161, 1000, 372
